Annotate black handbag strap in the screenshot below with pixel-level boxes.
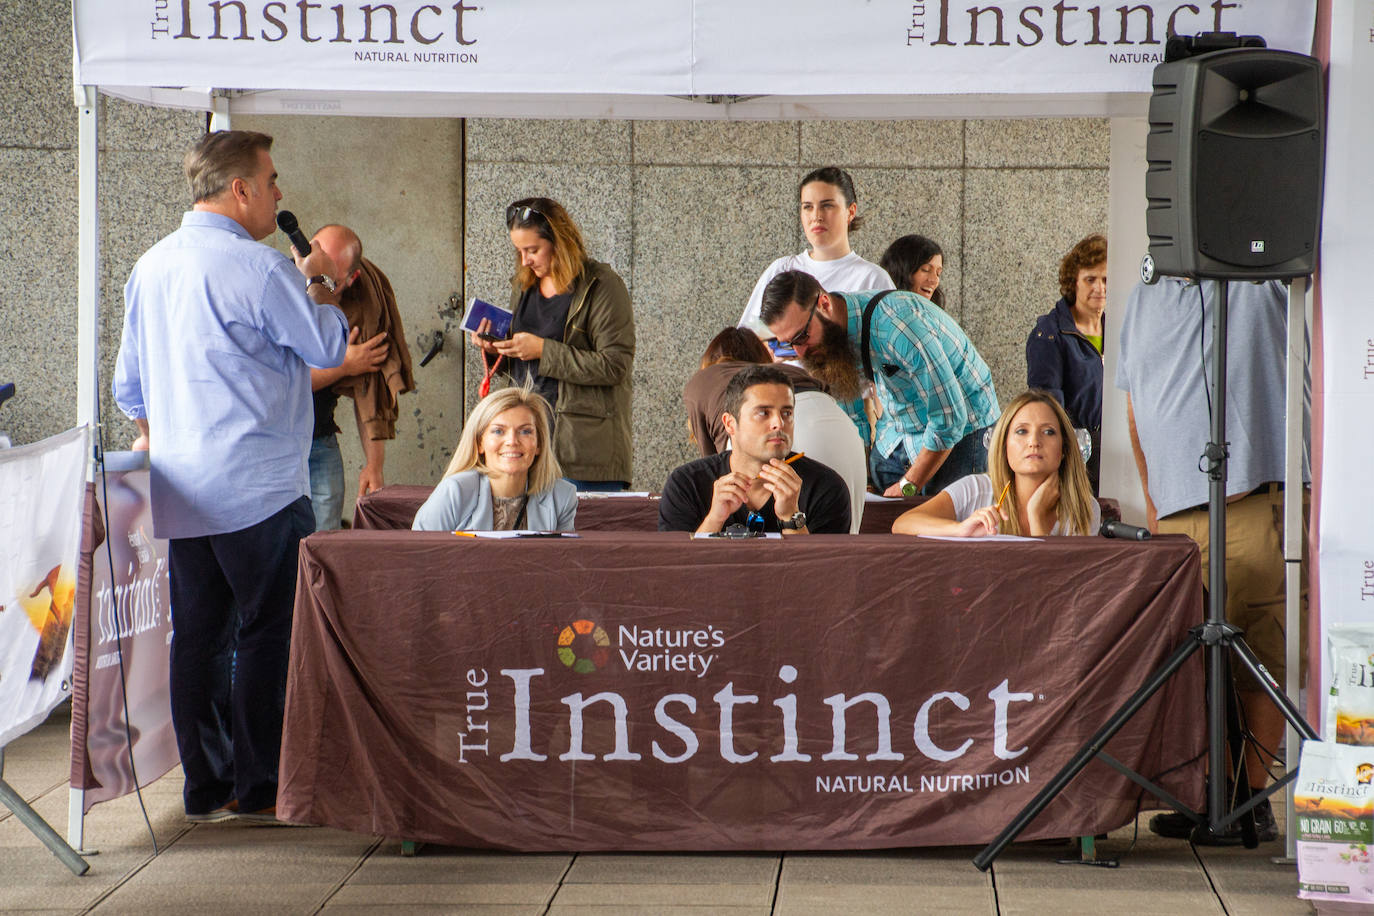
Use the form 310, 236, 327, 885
859, 290, 898, 383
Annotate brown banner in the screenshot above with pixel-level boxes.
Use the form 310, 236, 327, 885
280, 530, 1203, 849
70, 465, 178, 811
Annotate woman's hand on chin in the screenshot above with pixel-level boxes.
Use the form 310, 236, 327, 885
1025, 474, 1060, 535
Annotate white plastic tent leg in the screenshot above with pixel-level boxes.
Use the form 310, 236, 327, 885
69, 82, 100, 854
1281, 275, 1309, 862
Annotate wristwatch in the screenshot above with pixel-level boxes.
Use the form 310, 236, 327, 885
307, 274, 336, 293
900, 480, 917, 497
778, 511, 807, 531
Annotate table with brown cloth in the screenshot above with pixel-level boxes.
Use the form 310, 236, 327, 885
279, 530, 1203, 850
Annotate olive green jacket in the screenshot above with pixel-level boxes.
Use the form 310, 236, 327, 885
508, 259, 635, 483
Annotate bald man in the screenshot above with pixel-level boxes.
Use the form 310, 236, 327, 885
307, 224, 390, 530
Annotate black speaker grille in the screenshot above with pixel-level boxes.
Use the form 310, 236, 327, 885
1193, 130, 1321, 270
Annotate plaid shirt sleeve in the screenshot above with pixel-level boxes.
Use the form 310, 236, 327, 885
876, 308, 974, 455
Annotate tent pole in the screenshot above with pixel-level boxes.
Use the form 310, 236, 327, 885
1280, 275, 1309, 863
70, 82, 100, 855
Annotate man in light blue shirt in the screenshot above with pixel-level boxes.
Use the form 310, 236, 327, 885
760, 270, 999, 497
113, 130, 347, 824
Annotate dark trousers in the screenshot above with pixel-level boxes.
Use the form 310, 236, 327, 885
167, 496, 313, 815
869, 425, 991, 495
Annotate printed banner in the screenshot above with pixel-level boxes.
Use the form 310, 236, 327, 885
1317, 0, 1374, 733
0, 426, 88, 749
280, 530, 1205, 849
74, 2, 1314, 99
70, 456, 178, 812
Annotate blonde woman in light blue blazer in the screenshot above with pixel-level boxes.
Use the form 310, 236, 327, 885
413, 384, 576, 532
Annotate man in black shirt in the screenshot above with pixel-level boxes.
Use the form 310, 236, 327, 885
658, 365, 851, 535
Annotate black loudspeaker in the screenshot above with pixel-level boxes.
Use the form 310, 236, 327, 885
1146, 48, 1324, 280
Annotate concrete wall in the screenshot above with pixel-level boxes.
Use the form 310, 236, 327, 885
4, 6, 1110, 499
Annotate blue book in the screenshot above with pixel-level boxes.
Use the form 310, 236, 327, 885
461, 297, 513, 340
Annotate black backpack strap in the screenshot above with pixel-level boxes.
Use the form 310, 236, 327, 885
859, 290, 897, 383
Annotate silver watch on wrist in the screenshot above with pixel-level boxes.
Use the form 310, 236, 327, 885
307, 274, 336, 293
778, 511, 807, 531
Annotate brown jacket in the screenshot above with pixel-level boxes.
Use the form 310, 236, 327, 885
333, 258, 415, 440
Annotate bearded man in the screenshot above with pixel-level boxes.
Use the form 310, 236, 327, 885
760, 269, 999, 497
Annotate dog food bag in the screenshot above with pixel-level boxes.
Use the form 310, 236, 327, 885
1328, 624, 1374, 746
1295, 739, 1374, 907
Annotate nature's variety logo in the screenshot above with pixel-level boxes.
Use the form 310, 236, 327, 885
556, 619, 610, 674
1357, 762, 1373, 785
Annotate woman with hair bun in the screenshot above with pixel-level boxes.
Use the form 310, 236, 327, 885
737, 166, 893, 338
470, 197, 635, 491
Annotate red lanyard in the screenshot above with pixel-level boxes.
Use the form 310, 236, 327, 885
479, 351, 504, 398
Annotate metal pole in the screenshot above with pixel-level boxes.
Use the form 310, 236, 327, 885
1280, 275, 1309, 861
1206, 280, 1229, 832
0, 750, 89, 876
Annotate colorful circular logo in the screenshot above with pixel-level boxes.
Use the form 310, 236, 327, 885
556, 619, 611, 674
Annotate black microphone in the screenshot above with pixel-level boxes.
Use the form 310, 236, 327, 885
276, 210, 311, 256
1100, 520, 1151, 540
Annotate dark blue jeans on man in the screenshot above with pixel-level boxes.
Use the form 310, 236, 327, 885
167, 495, 313, 816
869, 425, 991, 496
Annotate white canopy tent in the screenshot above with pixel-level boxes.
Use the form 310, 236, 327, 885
70, 0, 1370, 858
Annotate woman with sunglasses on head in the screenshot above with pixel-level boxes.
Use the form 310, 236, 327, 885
470, 198, 635, 491
737, 166, 893, 340
413, 384, 576, 532
890, 389, 1099, 538
880, 234, 946, 308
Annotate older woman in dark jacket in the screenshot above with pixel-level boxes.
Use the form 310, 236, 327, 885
1026, 233, 1105, 493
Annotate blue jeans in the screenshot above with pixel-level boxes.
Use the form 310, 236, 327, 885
167, 496, 313, 815
308, 434, 344, 531
565, 479, 630, 492
870, 426, 991, 495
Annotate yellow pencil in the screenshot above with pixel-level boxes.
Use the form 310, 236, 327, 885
994, 480, 1011, 511
452, 531, 477, 537
785, 452, 805, 465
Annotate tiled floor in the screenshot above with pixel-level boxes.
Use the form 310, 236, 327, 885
0, 705, 1312, 915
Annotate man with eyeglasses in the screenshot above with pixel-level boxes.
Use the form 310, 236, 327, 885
657, 364, 851, 535
760, 269, 998, 498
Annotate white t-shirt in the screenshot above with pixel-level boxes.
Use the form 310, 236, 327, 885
738, 250, 893, 335
943, 473, 1101, 536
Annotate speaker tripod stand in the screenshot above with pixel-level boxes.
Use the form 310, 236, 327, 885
972, 278, 1318, 871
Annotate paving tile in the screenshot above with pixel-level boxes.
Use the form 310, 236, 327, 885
95, 883, 339, 911
350, 850, 571, 884
781, 848, 987, 886
564, 853, 778, 885
774, 882, 992, 915
325, 907, 546, 916
996, 888, 1225, 915
549, 908, 771, 916
550, 883, 772, 907
328, 883, 556, 906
